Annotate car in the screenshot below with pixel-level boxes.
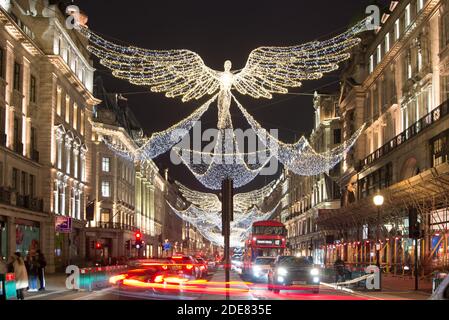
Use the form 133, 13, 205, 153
170, 255, 202, 280
251, 256, 276, 283
268, 256, 320, 294
429, 273, 449, 300
195, 257, 209, 277
109, 259, 186, 294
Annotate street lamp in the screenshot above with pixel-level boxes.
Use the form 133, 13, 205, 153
373, 194, 384, 269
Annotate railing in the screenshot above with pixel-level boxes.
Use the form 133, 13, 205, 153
92, 222, 138, 232
360, 99, 449, 170
0, 187, 44, 212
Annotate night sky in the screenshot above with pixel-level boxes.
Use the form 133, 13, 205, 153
75, 0, 386, 192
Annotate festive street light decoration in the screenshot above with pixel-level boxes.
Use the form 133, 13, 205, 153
176, 178, 280, 213
79, 18, 369, 188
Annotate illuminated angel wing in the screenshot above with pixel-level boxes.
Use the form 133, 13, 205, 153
79, 27, 221, 102
176, 182, 222, 212
233, 19, 368, 99
233, 179, 279, 212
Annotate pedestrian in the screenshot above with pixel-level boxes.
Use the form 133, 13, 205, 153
0, 256, 7, 275
27, 255, 39, 292
12, 252, 29, 300
334, 257, 346, 283
36, 250, 46, 291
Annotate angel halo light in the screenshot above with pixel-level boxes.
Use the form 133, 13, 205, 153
79, 18, 369, 189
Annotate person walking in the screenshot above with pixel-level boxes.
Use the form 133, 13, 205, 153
334, 257, 346, 283
36, 250, 46, 291
12, 252, 29, 300
27, 255, 39, 292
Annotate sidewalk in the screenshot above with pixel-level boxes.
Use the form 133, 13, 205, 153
199, 268, 254, 300
348, 275, 433, 300
25, 273, 76, 300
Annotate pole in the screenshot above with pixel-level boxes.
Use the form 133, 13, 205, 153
222, 178, 233, 300
415, 238, 419, 291
376, 207, 380, 268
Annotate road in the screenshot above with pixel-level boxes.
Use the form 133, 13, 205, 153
26, 271, 372, 300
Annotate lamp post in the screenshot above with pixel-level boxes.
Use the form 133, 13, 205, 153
373, 194, 384, 291
373, 194, 384, 269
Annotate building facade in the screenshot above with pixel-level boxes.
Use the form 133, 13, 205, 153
317, 0, 449, 274
0, 0, 97, 272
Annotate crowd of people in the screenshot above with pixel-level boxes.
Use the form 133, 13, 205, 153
0, 250, 46, 300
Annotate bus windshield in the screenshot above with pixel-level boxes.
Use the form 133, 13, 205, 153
252, 225, 286, 236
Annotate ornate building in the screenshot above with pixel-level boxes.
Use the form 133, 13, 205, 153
0, 0, 98, 272
318, 0, 449, 274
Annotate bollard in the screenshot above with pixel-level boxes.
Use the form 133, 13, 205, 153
1, 273, 17, 300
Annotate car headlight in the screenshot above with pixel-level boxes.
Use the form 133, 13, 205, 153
277, 267, 288, 276
310, 268, 319, 276
252, 266, 261, 273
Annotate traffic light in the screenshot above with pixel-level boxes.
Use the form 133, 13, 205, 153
409, 208, 421, 239
95, 242, 102, 249
135, 230, 142, 240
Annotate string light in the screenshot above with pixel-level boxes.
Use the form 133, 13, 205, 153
168, 202, 281, 247
79, 18, 367, 103
79, 19, 369, 188
176, 178, 280, 213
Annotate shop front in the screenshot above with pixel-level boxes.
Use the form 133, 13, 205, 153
15, 219, 41, 258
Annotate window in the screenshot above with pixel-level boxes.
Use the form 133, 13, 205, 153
12, 168, 19, 191
30, 75, 37, 103
73, 104, 78, 130
13, 117, 21, 152
418, 0, 424, 11
405, 4, 411, 27
333, 129, 342, 144
74, 150, 78, 179
385, 33, 390, 53
101, 209, 111, 223
395, 19, 400, 41
65, 96, 70, 124
377, 45, 382, 64
102, 157, 110, 172
56, 88, 62, 116
80, 109, 85, 136
21, 171, 26, 195
369, 55, 374, 73
431, 131, 449, 167
29, 174, 35, 198
101, 181, 111, 197
30, 127, 37, 151
13, 62, 21, 91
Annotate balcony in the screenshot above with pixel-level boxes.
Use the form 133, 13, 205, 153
0, 187, 44, 213
360, 99, 449, 171
91, 222, 138, 232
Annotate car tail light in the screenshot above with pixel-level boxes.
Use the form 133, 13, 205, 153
186, 264, 193, 270
154, 275, 164, 283
200, 265, 205, 270
162, 265, 168, 270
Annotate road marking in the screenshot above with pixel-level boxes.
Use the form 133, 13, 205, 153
26, 290, 69, 300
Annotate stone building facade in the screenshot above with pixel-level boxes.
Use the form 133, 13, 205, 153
0, 0, 97, 272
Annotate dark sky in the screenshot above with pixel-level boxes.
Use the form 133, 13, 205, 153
75, 0, 383, 192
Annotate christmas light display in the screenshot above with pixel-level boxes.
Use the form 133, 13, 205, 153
176, 178, 280, 213
168, 202, 281, 247
80, 18, 369, 189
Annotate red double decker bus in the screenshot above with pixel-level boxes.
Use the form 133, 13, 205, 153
242, 220, 287, 275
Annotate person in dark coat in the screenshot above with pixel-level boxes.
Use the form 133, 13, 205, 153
36, 250, 46, 291
334, 257, 346, 283
26, 255, 39, 292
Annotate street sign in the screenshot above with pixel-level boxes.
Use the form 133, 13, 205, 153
55, 216, 72, 233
